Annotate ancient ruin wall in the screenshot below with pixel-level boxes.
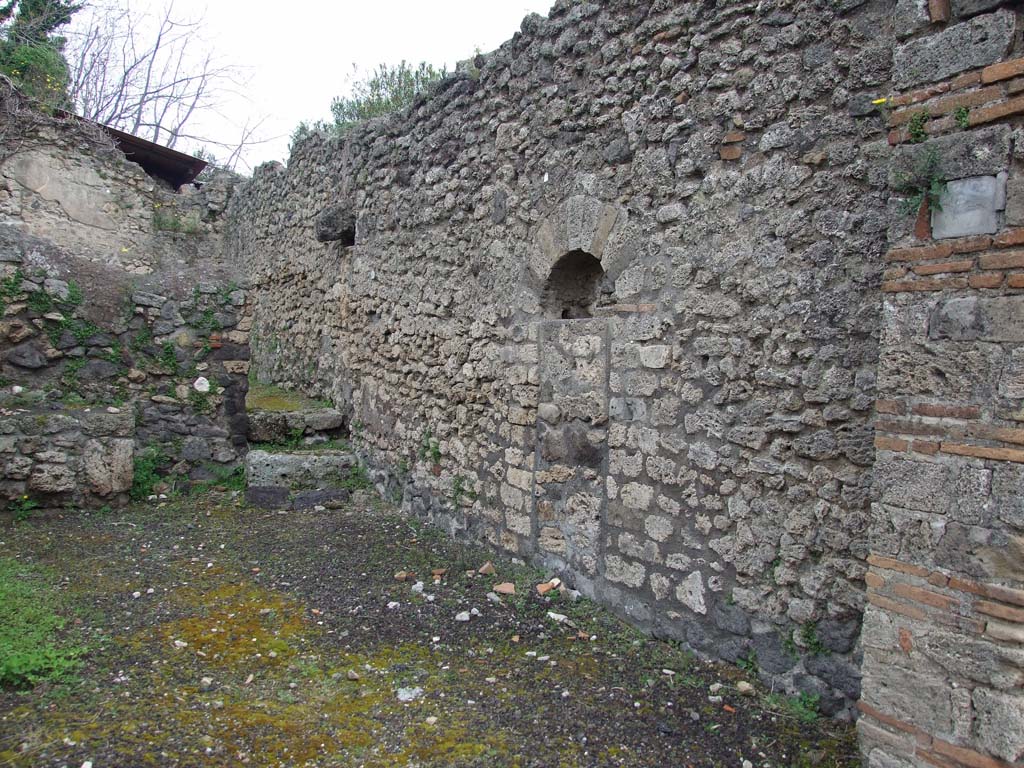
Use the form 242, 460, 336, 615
231, 0, 894, 714
859, 4, 1024, 768
1, 82, 251, 508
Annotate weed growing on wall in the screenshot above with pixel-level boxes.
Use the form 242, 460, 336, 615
893, 146, 946, 216
130, 444, 170, 501
906, 111, 929, 143
954, 105, 970, 130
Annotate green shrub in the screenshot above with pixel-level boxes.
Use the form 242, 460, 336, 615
130, 445, 169, 501
331, 61, 445, 129
292, 60, 446, 146
0, 557, 83, 688
0, 40, 69, 105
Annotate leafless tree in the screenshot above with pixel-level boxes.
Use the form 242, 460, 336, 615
63, 0, 268, 169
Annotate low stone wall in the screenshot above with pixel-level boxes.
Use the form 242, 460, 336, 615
0, 405, 134, 510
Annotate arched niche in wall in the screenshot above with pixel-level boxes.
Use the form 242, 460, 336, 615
542, 249, 604, 319
525, 194, 635, 317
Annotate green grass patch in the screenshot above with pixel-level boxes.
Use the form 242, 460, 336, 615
246, 383, 330, 412
0, 557, 84, 688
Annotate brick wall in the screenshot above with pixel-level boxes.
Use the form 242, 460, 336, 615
860, 2, 1024, 766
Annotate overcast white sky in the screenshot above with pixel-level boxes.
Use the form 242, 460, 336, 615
84, 1, 553, 171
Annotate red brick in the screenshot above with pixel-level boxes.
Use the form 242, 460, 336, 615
981, 57, 1024, 85
979, 250, 1024, 270
969, 273, 1004, 289
876, 419, 948, 437
881, 277, 968, 293
719, 145, 742, 161
970, 95, 1024, 126
890, 82, 951, 108
867, 555, 930, 578
953, 235, 995, 255
965, 423, 1024, 446
913, 259, 974, 276
886, 243, 955, 262
950, 72, 982, 92
865, 571, 886, 589
948, 578, 1024, 607
932, 737, 1019, 768
858, 701, 932, 743
722, 131, 745, 143
912, 440, 941, 455
1008, 274, 1024, 289
894, 583, 957, 611
876, 399, 906, 415
928, 0, 950, 21
995, 228, 1024, 248
890, 86, 1004, 127
976, 600, 1024, 623
875, 435, 909, 452
911, 403, 980, 419
941, 441, 1024, 463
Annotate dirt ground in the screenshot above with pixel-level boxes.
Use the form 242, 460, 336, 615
0, 490, 859, 767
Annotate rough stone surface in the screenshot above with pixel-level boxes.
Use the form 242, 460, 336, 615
245, 449, 356, 489
892, 9, 1015, 88
228, 0, 894, 713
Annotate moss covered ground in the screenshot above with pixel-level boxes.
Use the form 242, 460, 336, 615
0, 491, 859, 767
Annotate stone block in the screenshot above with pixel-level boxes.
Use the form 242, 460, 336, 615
83, 438, 133, 496
302, 409, 345, 432
860, 660, 953, 735
952, 0, 1005, 18
890, 126, 1012, 186
929, 295, 1024, 342
892, 9, 1015, 88
675, 570, 706, 614
291, 488, 350, 510
992, 463, 1024, 528
875, 455, 992, 525
894, 0, 929, 39
5, 342, 46, 369
28, 463, 76, 493
245, 449, 356, 490
245, 485, 289, 509
919, 630, 1024, 689
931, 175, 1005, 240
972, 687, 1024, 762
1006, 172, 1024, 226
603, 554, 646, 588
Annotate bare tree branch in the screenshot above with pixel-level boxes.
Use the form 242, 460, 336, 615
62, 0, 264, 170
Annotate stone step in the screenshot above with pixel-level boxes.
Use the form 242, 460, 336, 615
246, 448, 356, 488
244, 448, 366, 510
247, 408, 346, 444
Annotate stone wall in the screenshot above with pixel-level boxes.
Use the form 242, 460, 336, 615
1, 79, 251, 511
859, 3, 1024, 767
230, 0, 897, 714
